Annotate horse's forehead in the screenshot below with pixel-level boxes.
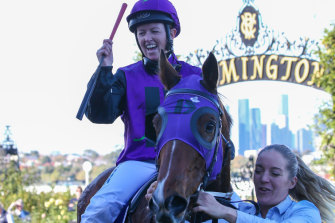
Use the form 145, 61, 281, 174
162, 94, 218, 114
174, 75, 206, 92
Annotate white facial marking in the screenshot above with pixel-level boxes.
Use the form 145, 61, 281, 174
155, 141, 177, 205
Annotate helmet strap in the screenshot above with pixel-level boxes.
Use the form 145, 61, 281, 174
164, 24, 174, 57
134, 30, 145, 56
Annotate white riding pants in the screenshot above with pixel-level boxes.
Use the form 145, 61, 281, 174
81, 160, 157, 223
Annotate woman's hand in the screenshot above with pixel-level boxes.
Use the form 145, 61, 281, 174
96, 39, 114, 66
145, 181, 158, 201
193, 191, 237, 222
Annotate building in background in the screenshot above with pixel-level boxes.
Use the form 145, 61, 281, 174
250, 108, 265, 150
238, 99, 250, 155
238, 94, 315, 156
297, 128, 315, 153
271, 94, 294, 149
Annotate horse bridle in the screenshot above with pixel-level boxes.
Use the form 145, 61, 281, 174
147, 87, 239, 223
163, 88, 235, 190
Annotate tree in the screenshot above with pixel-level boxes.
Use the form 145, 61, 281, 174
133, 50, 142, 62
103, 149, 122, 164
41, 155, 52, 164
313, 24, 335, 179
0, 160, 76, 222
83, 149, 99, 160
30, 150, 40, 158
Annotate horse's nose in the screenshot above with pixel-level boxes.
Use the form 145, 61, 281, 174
164, 195, 188, 216
156, 213, 174, 223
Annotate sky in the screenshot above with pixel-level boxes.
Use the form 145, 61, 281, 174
0, 0, 334, 155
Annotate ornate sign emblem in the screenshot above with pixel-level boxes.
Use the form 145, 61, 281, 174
240, 12, 257, 40
239, 6, 259, 46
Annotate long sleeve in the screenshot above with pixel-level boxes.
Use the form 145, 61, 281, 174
85, 66, 126, 124
235, 199, 321, 223
236, 210, 320, 223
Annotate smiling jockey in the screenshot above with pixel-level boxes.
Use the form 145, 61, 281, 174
80, 0, 201, 222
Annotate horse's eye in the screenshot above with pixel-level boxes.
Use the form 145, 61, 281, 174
205, 122, 216, 134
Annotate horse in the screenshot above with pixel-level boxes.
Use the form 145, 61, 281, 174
77, 51, 234, 223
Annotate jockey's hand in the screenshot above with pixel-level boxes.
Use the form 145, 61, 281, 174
145, 181, 158, 201
96, 39, 114, 66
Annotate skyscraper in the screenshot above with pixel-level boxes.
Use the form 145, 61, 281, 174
297, 128, 314, 153
280, 94, 289, 128
238, 99, 250, 155
250, 108, 262, 150
271, 94, 294, 148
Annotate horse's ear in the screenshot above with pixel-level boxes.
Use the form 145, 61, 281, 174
201, 52, 219, 93
159, 50, 180, 90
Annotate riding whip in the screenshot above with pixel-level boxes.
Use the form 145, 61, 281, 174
76, 3, 128, 120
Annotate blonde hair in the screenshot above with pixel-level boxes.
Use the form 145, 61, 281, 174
259, 144, 335, 222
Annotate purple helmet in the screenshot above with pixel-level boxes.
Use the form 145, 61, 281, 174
127, 0, 181, 37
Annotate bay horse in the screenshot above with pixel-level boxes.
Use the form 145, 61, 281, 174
77, 51, 234, 223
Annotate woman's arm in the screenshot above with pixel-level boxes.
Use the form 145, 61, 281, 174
193, 191, 237, 223
85, 68, 126, 123
193, 192, 321, 223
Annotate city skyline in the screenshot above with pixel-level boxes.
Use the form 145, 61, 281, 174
219, 81, 329, 156
0, 0, 334, 155
1, 83, 328, 156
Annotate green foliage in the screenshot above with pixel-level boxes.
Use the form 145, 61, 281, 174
0, 161, 76, 223
83, 149, 99, 159
313, 24, 335, 179
0, 161, 24, 206
28, 190, 76, 223
30, 151, 40, 158
41, 156, 51, 164
0, 148, 123, 222
133, 50, 142, 62
103, 149, 122, 164
91, 164, 109, 180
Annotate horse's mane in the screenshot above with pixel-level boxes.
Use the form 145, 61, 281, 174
218, 93, 233, 140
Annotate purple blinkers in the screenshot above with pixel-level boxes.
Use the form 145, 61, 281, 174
156, 75, 223, 180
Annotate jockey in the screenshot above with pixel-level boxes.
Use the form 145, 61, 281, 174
80, 0, 201, 222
